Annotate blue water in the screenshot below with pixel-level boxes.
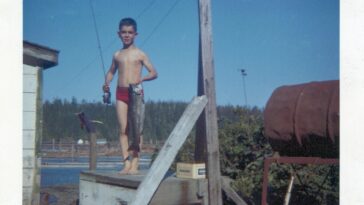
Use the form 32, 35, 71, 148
41, 155, 151, 188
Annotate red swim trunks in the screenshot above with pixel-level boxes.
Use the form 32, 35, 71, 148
116, 86, 129, 104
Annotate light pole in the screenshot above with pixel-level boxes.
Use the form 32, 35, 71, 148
240, 69, 248, 106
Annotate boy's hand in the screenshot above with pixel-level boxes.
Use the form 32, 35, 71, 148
103, 84, 110, 92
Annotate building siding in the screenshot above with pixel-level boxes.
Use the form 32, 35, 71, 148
22, 64, 41, 205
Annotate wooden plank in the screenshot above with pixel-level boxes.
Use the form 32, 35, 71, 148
79, 172, 207, 205
150, 177, 207, 205
23, 111, 36, 130
23, 149, 36, 168
130, 96, 208, 205
81, 171, 145, 189
80, 180, 136, 205
23, 92, 36, 112
23, 73, 38, 93
221, 176, 248, 205
23, 41, 59, 69
22, 186, 33, 205
197, 0, 223, 204
23, 130, 36, 149
23, 64, 38, 75
23, 167, 35, 187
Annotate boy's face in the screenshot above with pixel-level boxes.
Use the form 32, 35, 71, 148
118, 25, 137, 46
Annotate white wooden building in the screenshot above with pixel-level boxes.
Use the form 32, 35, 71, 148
23, 41, 59, 204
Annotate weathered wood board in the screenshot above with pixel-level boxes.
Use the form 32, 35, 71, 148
197, 0, 223, 204
130, 96, 208, 205
23, 130, 36, 149
23, 64, 39, 205
80, 171, 207, 205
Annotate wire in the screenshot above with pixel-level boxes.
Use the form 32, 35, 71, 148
54, 55, 99, 94
136, 0, 157, 19
140, 0, 181, 48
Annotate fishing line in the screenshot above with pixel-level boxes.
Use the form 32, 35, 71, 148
89, 0, 111, 104
89, 0, 107, 79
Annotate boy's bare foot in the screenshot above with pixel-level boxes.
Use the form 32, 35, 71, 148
128, 169, 139, 175
128, 157, 139, 175
118, 157, 131, 175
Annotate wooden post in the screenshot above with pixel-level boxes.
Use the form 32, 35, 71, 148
77, 112, 97, 170
284, 175, 295, 205
196, 0, 223, 204
130, 96, 208, 205
195, 40, 206, 163
71, 142, 75, 162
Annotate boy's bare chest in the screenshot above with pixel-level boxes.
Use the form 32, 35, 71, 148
115, 51, 142, 67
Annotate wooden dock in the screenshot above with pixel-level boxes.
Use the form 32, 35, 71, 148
80, 171, 207, 205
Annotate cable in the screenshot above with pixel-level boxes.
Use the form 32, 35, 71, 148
136, 0, 157, 19
140, 0, 181, 48
54, 55, 99, 94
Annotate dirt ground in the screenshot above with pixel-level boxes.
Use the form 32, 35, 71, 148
40, 184, 79, 205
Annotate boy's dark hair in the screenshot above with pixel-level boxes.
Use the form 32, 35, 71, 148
119, 18, 137, 31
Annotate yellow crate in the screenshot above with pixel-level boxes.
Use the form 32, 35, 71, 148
176, 163, 206, 179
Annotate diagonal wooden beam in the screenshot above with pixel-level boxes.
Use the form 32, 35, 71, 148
221, 176, 248, 205
130, 96, 208, 205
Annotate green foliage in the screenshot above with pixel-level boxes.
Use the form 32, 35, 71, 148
218, 106, 273, 204
217, 106, 339, 205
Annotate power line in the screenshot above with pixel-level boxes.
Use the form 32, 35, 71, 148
136, 0, 157, 19
54, 55, 99, 95
140, 0, 181, 48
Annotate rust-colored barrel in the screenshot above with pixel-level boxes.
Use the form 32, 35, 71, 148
264, 80, 339, 158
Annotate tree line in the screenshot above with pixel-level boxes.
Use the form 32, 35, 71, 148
42, 98, 240, 144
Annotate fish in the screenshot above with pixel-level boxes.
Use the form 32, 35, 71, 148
127, 83, 145, 152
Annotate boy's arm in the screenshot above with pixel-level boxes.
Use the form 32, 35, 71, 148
103, 56, 117, 91
141, 52, 158, 82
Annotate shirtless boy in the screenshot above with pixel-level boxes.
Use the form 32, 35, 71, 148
103, 18, 157, 174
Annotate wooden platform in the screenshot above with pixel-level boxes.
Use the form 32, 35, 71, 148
79, 171, 208, 205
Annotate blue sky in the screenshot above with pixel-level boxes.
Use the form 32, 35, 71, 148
23, 0, 339, 107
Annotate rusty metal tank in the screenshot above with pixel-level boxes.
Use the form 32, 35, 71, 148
264, 80, 339, 158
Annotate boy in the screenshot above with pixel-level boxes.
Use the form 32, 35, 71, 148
103, 18, 157, 174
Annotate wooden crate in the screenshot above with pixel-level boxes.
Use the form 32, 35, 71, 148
176, 163, 206, 179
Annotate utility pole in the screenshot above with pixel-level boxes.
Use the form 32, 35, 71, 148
240, 69, 248, 106
195, 0, 223, 204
